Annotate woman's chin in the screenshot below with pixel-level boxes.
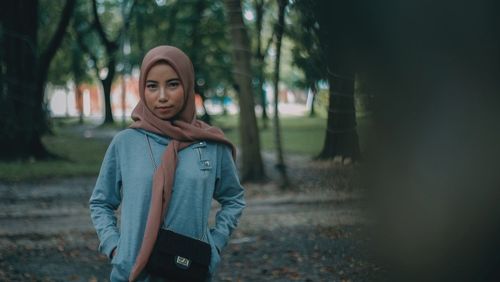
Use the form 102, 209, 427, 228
153, 111, 173, 120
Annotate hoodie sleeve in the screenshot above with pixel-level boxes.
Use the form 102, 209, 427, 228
89, 138, 122, 259
211, 144, 246, 253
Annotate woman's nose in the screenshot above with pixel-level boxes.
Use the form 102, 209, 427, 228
158, 87, 167, 102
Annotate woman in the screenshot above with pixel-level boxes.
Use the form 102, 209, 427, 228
89, 45, 245, 282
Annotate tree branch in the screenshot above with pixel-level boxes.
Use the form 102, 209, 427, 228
39, 0, 76, 71
91, 0, 116, 51
122, 0, 137, 34
92, 0, 136, 52
74, 30, 100, 78
263, 30, 275, 58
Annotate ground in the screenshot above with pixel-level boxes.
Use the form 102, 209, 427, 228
0, 151, 384, 282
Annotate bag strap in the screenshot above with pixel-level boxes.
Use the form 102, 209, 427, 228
144, 134, 208, 241
145, 134, 157, 169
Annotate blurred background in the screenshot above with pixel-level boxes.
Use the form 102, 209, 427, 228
1, 0, 499, 281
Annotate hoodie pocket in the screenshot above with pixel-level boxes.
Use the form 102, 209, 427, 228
110, 238, 133, 280
110, 237, 121, 264
110, 263, 130, 282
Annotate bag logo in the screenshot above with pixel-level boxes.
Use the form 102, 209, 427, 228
175, 256, 191, 269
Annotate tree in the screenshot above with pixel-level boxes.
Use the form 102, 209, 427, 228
126, 1, 178, 73
71, 0, 234, 125
127, 0, 234, 122
186, 0, 235, 123
0, 0, 75, 160
288, 3, 327, 117
224, 0, 265, 182
319, 72, 360, 160
92, 0, 135, 124
272, 0, 289, 187
47, 24, 94, 124
251, 0, 274, 128
293, 0, 361, 161
74, 0, 135, 125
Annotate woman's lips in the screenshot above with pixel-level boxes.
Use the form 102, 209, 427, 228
156, 106, 173, 113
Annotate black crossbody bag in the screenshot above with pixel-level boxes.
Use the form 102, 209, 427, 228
144, 135, 212, 282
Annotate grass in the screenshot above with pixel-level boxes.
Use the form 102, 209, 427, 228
0, 130, 110, 182
213, 113, 372, 156
212, 115, 328, 156
0, 114, 371, 182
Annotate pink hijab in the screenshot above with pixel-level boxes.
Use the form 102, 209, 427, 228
128, 45, 235, 281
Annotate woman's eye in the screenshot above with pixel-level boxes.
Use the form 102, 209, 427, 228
146, 84, 157, 90
168, 81, 180, 88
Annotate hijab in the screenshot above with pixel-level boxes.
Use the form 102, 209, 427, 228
128, 45, 235, 281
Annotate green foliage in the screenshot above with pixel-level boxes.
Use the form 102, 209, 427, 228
39, 0, 340, 99
44, 1, 100, 87
42, 0, 94, 87
246, 0, 307, 94
278, 37, 306, 89
187, 0, 234, 95
48, 32, 94, 86
68, 0, 234, 95
287, 0, 327, 90
38, 0, 66, 52
73, 0, 124, 70
43, 0, 318, 104
47, 38, 73, 86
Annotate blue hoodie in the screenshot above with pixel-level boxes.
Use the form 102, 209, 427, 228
89, 128, 245, 282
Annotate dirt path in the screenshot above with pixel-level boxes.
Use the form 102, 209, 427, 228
0, 156, 383, 281
0, 176, 363, 237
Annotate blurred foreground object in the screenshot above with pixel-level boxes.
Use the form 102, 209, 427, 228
363, 1, 500, 281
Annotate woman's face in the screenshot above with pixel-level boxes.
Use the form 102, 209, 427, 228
144, 62, 185, 120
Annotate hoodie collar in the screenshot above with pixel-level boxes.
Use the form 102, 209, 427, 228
134, 128, 170, 145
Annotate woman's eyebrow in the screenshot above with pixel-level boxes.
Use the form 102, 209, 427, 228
146, 78, 179, 83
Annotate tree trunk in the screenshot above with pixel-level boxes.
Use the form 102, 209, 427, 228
0, 0, 74, 160
254, 0, 269, 128
71, 40, 85, 124
222, 88, 228, 116
317, 72, 360, 161
224, 0, 265, 182
101, 57, 116, 124
272, 0, 289, 187
309, 0, 360, 161
91, 0, 131, 125
257, 65, 268, 126
75, 84, 84, 124
121, 75, 127, 126
0, 0, 39, 160
309, 83, 317, 117
36, 0, 76, 130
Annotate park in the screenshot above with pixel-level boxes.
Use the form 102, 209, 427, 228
1, 0, 500, 281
